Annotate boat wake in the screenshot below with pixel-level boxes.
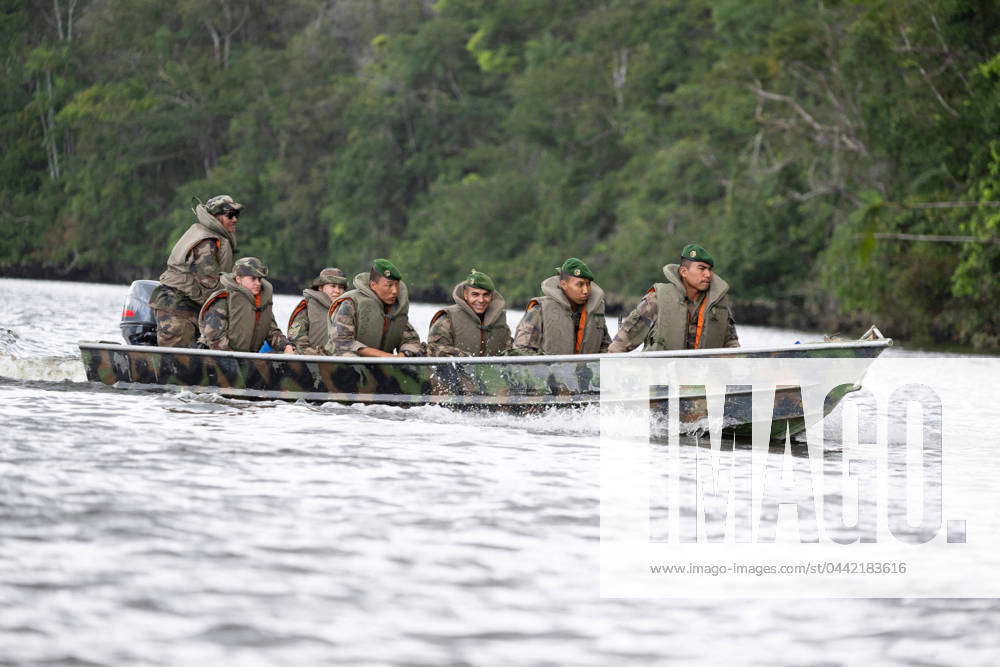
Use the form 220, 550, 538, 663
308, 400, 604, 437
0, 328, 86, 383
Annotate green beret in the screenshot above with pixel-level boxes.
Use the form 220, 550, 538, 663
233, 256, 267, 278
463, 269, 495, 291
311, 267, 348, 288
372, 258, 402, 281
556, 257, 594, 281
680, 243, 714, 266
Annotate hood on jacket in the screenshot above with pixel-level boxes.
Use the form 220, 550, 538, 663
194, 203, 238, 253
219, 271, 273, 303
661, 263, 730, 304
539, 274, 605, 314
451, 281, 506, 327
350, 272, 410, 318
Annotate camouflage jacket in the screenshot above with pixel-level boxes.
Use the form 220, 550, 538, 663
608, 266, 739, 352
324, 276, 423, 356
199, 274, 290, 352
287, 289, 333, 355
427, 282, 512, 357
512, 277, 611, 355
156, 204, 236, 306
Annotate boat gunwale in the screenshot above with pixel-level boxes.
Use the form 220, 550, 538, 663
78, 338, 893, 365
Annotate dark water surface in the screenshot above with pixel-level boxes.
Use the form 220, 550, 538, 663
2, 278, 998, 666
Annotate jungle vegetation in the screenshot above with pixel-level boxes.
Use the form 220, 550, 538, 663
2, 0, 999, 349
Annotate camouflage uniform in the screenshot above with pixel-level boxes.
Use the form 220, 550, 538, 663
199, 257, 291, 352
200, 295, 291, 352
287, 268, 347, 355
151, 195, 240, 347
327, 298, 423, 356
512, 303, 613, 354
152, 239, 224, 347
426, 314, 465, 356
609, 289, 739, 352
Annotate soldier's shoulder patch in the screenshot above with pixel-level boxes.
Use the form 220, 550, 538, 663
645, 285, 657, 295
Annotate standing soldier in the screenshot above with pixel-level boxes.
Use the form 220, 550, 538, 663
324, 259, 424, 357
149, 195, 241, 347
198, 257, 295, 353
287, 267, 348, 354
511, 258, 611, 355
427, 269, 512, 356
608, 243, 739, 352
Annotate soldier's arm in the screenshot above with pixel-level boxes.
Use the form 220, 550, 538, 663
511, 304, 543, 355
287, 309, 311, 350
498, 323, 513, 354
265, 313, 294, 353
325, 299, 366, 355
397, 322, 425, 357
189, 238, 223, 291
426, 313, 467, 357
200, 298, 230, 350
607, 290, 657, 353
723, 308, 740, 348
599, 321, 612, 353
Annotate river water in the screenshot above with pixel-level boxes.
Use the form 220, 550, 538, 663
1, 277, 999, 666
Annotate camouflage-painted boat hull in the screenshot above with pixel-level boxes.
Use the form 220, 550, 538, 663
79, 339, 891, 436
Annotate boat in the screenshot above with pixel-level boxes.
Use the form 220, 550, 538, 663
78, 327, 891, 438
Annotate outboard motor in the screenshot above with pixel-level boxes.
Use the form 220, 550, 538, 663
120, 280, 160, 345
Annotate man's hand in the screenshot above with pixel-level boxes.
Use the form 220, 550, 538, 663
283, 345, 295, 354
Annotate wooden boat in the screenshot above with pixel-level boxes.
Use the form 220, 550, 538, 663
78, 328, 891, 438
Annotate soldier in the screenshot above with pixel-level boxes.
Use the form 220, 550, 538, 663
287, 267, 349, 354
149, 195, 241, 347
511, 258, 611, 355
608, 243, 739, 352
324, 259, 424, 357
427, 269, 512, 357
198, 257, 295, 354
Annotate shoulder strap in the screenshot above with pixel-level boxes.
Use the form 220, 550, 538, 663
328, 295, 354, 319
430, 309, 449, 326
526, 299, 541, 311
288, 299, 308, 330
199, 291, 229, 319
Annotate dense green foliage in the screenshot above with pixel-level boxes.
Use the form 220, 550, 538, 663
2, 0, 998, 348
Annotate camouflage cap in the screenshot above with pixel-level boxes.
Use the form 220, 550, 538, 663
557, 257, 594, 281
205, 194, 244, 215
463, 268, 495, 292
372, 258, 402, 281
233, 256, 268, 278
680, 243, 714, 266
311, 267, 348, 288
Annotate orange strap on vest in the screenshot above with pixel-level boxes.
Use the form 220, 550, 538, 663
199, 291, 229, 319
288, 299, 308, 330
693, 297, 708, 349
575, 309, 588, 354
328, 295, 352, 319
254, 293, 261, 323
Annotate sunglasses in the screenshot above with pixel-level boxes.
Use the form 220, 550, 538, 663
223, 209, 240, 219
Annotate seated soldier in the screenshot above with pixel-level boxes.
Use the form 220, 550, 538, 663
324, 259, 424, 357
608, 243, 739, 352
287, 267, 348, 354
198, 257, 295, 353
511, 258, 611, 355
427, 269, 512, 356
